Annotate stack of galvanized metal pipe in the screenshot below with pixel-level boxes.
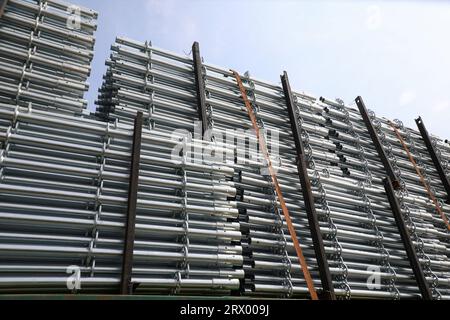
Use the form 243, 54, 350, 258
316, 98, 422, 298
0, 24, 244, 293
96, 37, 199, 132
96, 38, 323, 298
200, 67, 321, 298
0, 0, 449, 299
0, 103, 243, 294
361, 110, 450, 299
94, 38, 450, 299
95, 38, 246, 293
0, 0, 97, 114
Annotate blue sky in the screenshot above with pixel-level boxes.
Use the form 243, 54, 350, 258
73, 0, 450, 138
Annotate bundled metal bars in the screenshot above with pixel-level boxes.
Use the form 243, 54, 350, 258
0, 0, 97, 114
281, 72, 335, 300
356, 103, 450, 299
0, 15, 447, 298
94, 38, 450, 299
0, 103, 242, 294
232, 69, 318, 300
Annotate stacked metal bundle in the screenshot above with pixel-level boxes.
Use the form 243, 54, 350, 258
0, 15, 446, 297
95, 39, 450, 299
0, 0, 97, 114
360, 111, 450, 299
127, 129, 242, 296
96, 37, 200, 132
201, 68, 450, 299
0, 102, 242, 294
198, 67, 322, 298
200, 67, 424, 299
95, 39, 323, 297
94, 37, 251, 295
314, 97, 422, 298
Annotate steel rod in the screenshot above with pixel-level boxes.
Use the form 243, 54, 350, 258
281, 72, 335, 300
383, 176, 432, 300
415, 117, 450, 203
120, 112, 143, 294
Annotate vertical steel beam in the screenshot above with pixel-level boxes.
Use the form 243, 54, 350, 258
0, 0, 8, 19
356, 96, 400, 189
383, 176, 433, 300
192, 42, 208, 137
415, 117, 450, 202
281, 72, 336, 300
120, 111, 143, 295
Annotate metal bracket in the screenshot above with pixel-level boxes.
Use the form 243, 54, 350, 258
356, 96, 400, 189
383, 177, 433, 300
120, 111, 143, 295
0, 0, 8, 19
415, 117, 450, 203
281, 71, 336, 300
192, 42, 209, 138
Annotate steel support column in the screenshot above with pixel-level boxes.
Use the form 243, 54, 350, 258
281, 71, 336, 300
192, 42, 209, 137
383, 177, 433, 300
0, 0, 8, 18
120, 111, 143, 295
356, 96, 400, 189
415, 117, 450, 202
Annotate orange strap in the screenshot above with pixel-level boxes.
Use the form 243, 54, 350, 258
231, 70, 319, 300
389, 121, 450, 231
